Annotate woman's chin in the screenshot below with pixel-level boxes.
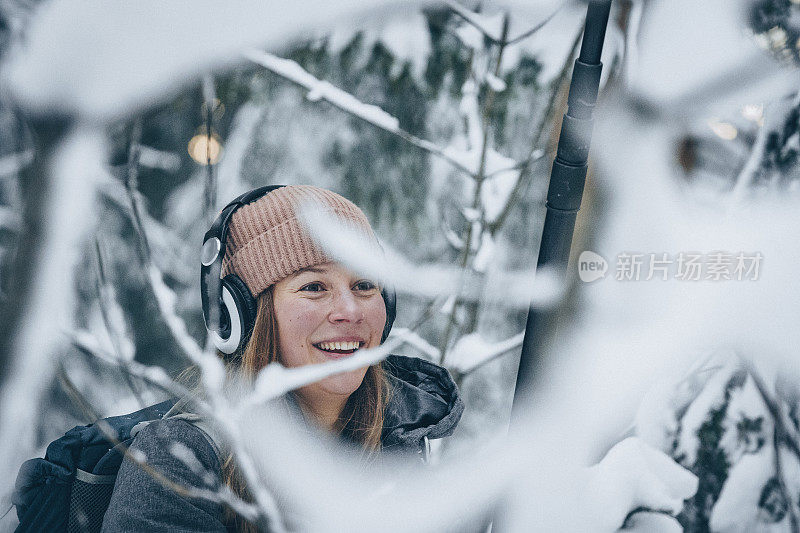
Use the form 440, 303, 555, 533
317, 368, 368, 396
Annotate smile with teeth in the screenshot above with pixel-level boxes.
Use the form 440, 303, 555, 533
314, 341, 364, 354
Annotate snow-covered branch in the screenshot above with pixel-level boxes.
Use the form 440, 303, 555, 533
243, 337, 401, 411
244, 49, 477, 178
488, 26, 582, 235
92, 238, 144, 407
0, 206, 20, 231
0, 126, 109, 490
446, 331, 524, 374
388, 327, 441, 361
300, 206, 564, 309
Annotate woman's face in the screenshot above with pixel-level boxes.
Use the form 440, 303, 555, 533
272, 262, 386, 401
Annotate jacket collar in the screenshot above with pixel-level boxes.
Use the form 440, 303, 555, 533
380, 355, 464, 453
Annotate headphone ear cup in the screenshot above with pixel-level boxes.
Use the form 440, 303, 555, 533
222, 274, 257, 347
380, 286, 396, 343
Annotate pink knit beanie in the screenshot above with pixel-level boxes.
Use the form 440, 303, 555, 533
220, 185, 378, 298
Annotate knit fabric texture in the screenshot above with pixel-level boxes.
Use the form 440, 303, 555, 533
220, 185, 377, 298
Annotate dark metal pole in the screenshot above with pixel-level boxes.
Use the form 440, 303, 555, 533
511, 0, 612, 415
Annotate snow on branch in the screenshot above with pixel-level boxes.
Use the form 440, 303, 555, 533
0, 127, 107, 489
245, 50, 398, 131
446, 331, 524, 374
244, 337, 401, 410
70, 330, 191, 399
299, 205, 563, 309
244, 49, 476, 177
388, 327, 441, 361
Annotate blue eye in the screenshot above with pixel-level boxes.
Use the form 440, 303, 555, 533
300, 282, 325, 292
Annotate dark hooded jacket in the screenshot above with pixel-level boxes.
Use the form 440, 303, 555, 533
100, 355, 463, 532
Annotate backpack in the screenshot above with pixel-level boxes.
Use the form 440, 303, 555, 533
11, 398, 217, 533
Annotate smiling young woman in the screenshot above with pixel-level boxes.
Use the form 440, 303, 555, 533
100, 185, 464, 532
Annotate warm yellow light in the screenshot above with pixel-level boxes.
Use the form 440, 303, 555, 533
188, 133, 223, 165
708, 119, 738, 141
741, 104, 763, 122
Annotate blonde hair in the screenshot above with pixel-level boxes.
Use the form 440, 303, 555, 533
222, 287, 389, 532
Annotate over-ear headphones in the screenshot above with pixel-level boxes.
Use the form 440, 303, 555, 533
200, 185, 396, 356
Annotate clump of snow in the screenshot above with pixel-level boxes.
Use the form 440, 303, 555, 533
472, 231, 495, 273
709, 451, 778, 532
582, 437, 699, 530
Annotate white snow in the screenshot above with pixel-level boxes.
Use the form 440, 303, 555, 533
582, 437, 698, 530
485, 72, 507, 92
442, 142, 521, 223
2, 0, 438, 120
709, 451, 778, 533
472, 231, 496, 273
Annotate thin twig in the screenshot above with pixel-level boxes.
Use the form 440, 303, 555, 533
124, 119, 151, 264
505, 4, 564, 45
97, 179, 194, 284
202, 73, 217, 224
444, 0, 563, 46
728, 112, 769, 213
455, 331, 524, 377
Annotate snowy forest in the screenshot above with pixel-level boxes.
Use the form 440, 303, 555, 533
1, 0, 800, 531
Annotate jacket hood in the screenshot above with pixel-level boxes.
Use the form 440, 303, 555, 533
380, 355, 464, 453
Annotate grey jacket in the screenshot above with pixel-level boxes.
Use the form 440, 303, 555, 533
101, 355, 463, 532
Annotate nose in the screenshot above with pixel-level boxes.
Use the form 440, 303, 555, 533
328, 288, 364, 323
